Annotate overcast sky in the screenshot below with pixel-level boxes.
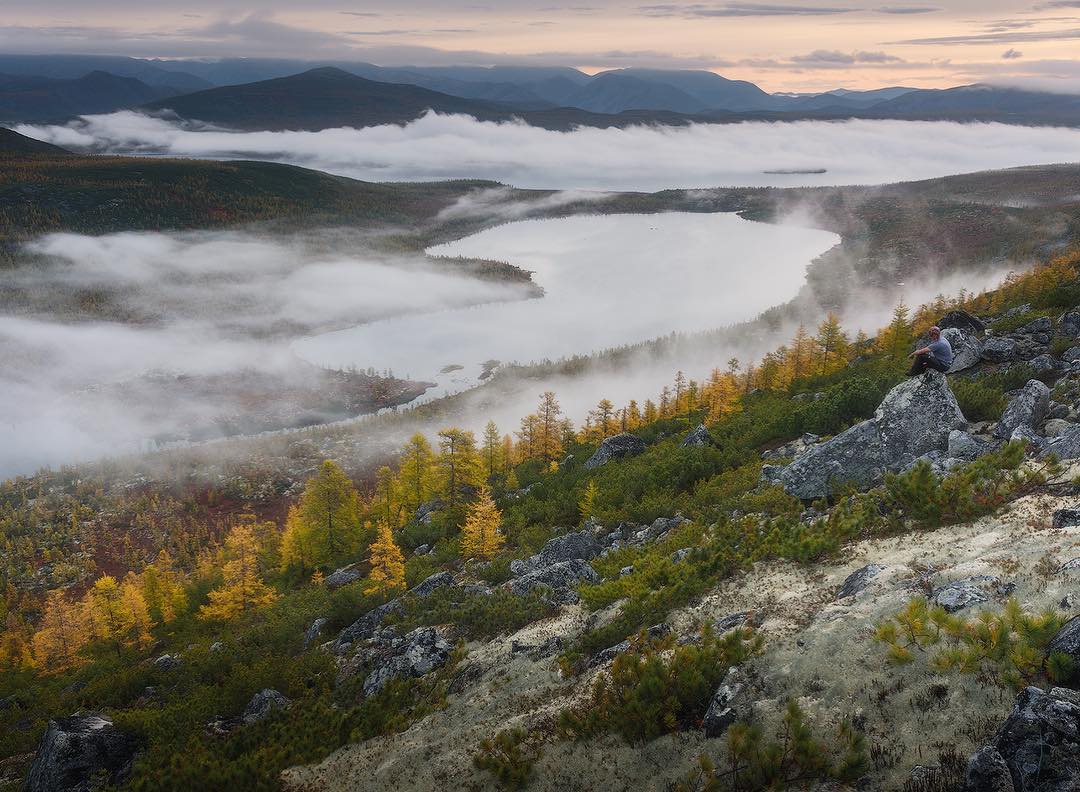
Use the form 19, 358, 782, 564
6, 1, 1080, 90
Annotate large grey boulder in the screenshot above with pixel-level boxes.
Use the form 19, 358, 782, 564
331, 599, 405, 655
510, 530, 602, 577
1041, 425, 1080, 460
994, 380, 1050, 439
302, 617, 328, 650
409, 571, 455, 598
982, 337, 1019, 364
1046, 616, 1080, 675
362, 627, 453, 697
24, 713, 135, 792
1058, 310, 1080, 338
993, 686, 1080, 791
934, 578, 991, 612
584, 433, 646, 469
948, 429, 992, 462
324, 564, 364, 590
939, 309, 986, 335
778, 372, 967, 499
703, 667, 748, 738
241, 689, 291, 725
508, 559, 599, 605
680, 424, 714, 448
941, 326, 984, 373
836, 564, 885, 600
963, 746, 1015, 792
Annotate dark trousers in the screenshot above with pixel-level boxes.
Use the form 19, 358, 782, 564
908, 353, 950, 376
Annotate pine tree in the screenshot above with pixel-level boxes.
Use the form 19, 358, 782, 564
460, 487, 505, 560
200, 523, 279, 621
399, 433, 437, 511
366, 521, 406, 594
31, 589, 90, 672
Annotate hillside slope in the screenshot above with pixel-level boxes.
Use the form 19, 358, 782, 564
0, 71, 180, 123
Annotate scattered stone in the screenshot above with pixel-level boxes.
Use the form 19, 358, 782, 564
302, 618, 328, 650
948, 430, 991, 462
993, 686, 1080, 791
1017, 316, 1053, 335
1010, 424, 1046, 450
836, 564, 885, 600
670, 547, 693, 564
1042, 425, 1080, 459
933, 577, 995, 612
760, 433, 821, 462
589, 624, 669, 667
1060, 310, 1080, 337
778, 373, 967, 499
510, 530, 602, 577
1053, 508, 1080, 529
510, 635, 564, 661
703, 667, 747, 738
1044, 419, 1074, 438
152, 653, 181, 671
509, 559, 600, 605
714, 612, 750, 633
619, 565, 633, 577
1063, 346, 1080, 363
409, 571, 455, 598
362, 627, 453, 697
1046, 616, 1080, 673
242, 689, 291, 725
680, 423, 714, 448
1061, 559, 1080, 573
1029, 354, 1063, 375
324, 564, 364, 590
941, 326, 983, 373
630, 515, 687, 545
209, 641, 224, 653
331, 599, 406, 655
413, 544, 430, 556
938, 309, 986, 335
981, 336, 1019, 363
583, 433, 646, 469
993, 380, 1050, 440
24, 713, 135, 792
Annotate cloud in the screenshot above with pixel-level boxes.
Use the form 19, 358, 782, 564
1003, 48, 1023, 59
891, 27, 1080, 45
639, 2, 857, 17
790, 49, 903, 65
876, 5, 939, 12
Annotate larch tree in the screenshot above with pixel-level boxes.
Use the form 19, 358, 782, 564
372, 466, 401, 529
878, 300, 914, 362
365, 521, 406, 594
516, 415, 539, 461
31, 589, 90, 672
536, 391, 563, 464
481, 421, 503, 483
399, 433, 437, 512
280, 504, 316, 575
579, 480, 600, 523
287, 460, 363, 570
460, 487, 505, 560
140, 549, 188, 624
199, 523, 278, 621
438, 428, 482, 504
815, 313, 849, 375
85, 574, 151, 658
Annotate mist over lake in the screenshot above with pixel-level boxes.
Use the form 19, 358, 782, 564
19, 113, 1080, 190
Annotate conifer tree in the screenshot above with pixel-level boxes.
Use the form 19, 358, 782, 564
0, 612, 32, 671
373, 465, 400, 529
282, 460, 362, 571
86, 574, 151, 658
579, 480, 599, 522
460, 487, 505, 560
31, 589, 90, 672
536, 391, 564, 464
815, 313, 849, 375
280, 505, 316, 574
140, 549, 188, 624
200, 523, 278, 621
365, 521, 405, 594
399, 433, 437, 511
481, 421, 502, 482
878, 300, 914, 361
438, 428, 482, 504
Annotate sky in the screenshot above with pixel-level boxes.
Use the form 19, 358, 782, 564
6, 1, 1080, 91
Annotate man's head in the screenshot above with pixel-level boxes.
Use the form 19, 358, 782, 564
929, 326, 941, 340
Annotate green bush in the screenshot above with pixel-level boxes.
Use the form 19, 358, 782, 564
473, 728, 542, 789
558, 627, 761, 743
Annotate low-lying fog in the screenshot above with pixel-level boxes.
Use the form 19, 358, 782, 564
18, 112, 1080, 191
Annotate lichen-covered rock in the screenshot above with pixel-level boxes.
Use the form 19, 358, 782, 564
778, 372, 967, 499
680, 424, 714, 448
242, 689, 291, 725
1053, 508, 1080, 529
836, 564, 885, 600
24, 713, 135, 792
933, 577, 996, 612
703, 667, 747, 738
361, 627, 453, 697
1017, 316, 1053, 335
994, 686, 1080, 792
583, 433, 646, 469
510, 530, 602, 577
993, 380, 1050, 439
1046, 616, 1080, 672
1041, 425, 1080, 459
302, 617, 328, 650
760, 433, 821, 462
331, 599, 405, 655
508, 559, 599, 605
152, 653, 181, 671
963, 746, 1015, 792
629, 515, 687, 545
1044, 419, 1074, 438
1029, 355, 1063, 375
981, 336, 1019, 363
941, 326, 983, 373
948, 429, 992, 461
409, 571, 455, 598
324, 564, 363, 590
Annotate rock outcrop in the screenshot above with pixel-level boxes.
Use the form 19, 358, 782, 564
510, 530, 602, 577
409, 571, 455, 598
993, 380, 1050, 440
508, 559, 599, 605
362, 627, 453, 697
702, 667, 748, 738
242, 689, 291, 725
1046, 616, 1080, 671
981, 337, 1019, 364
836, 564, 884, 600
331, 600, 406, 655
680, 424, 714, 448
778, 372, 967, 499
24, 713, 135, 792
993, 686, 1080, 791
583, 433, 646, 469
963, 746, 1015, 792
324, 564, 364, 590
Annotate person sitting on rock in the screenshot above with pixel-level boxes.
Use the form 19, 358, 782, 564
908, 326, 953, 376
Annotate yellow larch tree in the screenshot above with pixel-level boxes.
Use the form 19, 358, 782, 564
199, 523, 278, 621
140, 549, 188, 624
31, 589, 90, 672
437, 428, 482, 504
85, 574, 152, 658
280, 460, 363, 572
365, 521, 406, 594
399, 433, 437, 512
460, 487, 505, 561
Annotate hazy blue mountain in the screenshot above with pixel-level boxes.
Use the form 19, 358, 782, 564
0, 55, 211, 93
611, 68, 781, 111
562, 72, 708, 113
869, 84, 1080, 122
0, 71, 182, 123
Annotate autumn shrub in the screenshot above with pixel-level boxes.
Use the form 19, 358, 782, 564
473, 728, 542, 789
679, 699, 867, 791
558, 627, 761, 743
874, 597, 1067, 691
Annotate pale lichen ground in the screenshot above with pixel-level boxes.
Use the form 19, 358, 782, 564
282, 491, 1080, 792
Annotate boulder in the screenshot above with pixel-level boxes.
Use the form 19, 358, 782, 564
324, 564, 364, 590
510, 530, 602, 577
1046, 616, 1080, 673
778, 372, 967, 499
413, 544, 430, 556
1017, 316, 1053, 335
302, 617, 328, 650
1044, 419, 1074, 438
630, 515, 687, 545
982, 337, 1019, 364
670, 547, 693, 564
589, 624, 669, 667
1030, 355, 1063, 375
508, 559, 600, 605
1042, 425, 1080, 460
152, 653, 181, 671
583, 433, 646, 470
1059, 310, 1080, 337
1010, 424, 1047, 450
703, 667, 747, 738
1052, 508, 1080, 529
994, 686, 1080, 792
362, 627, 453, 697
963, 746, 1015, 792
836, 564, 885, 600
409, 571, 455, 598
24, 713, 135, 792
209, 641, 224, 653
714, 612, 750, 633
331, 599, 405, 655
241, 689, 291, 725
680, 424, 714, 448
933, 577, 995, 612
994, 380, 1051, 440
939, 309, 987, 335
948, 429, 992, 462
941, 326, 983, 373
1063, 346, 1080, 363
760, 433, 821, 462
